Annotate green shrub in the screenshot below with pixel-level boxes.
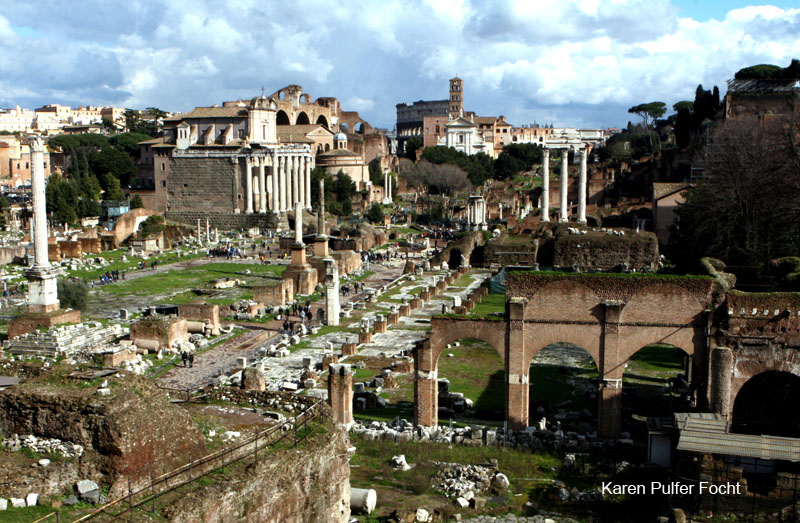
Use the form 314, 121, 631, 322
58, 279, 89, 311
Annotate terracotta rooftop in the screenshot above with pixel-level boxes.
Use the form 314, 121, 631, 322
169, 106, 248, 120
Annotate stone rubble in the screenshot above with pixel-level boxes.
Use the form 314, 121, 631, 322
2, 433, 85, 458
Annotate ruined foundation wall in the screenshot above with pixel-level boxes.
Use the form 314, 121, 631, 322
164, 413, 351, 523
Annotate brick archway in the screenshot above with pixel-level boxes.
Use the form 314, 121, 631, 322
420, 273, 715, 438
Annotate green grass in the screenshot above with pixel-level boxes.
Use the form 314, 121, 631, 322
99, 263, 285, 297
66, 249, 206, 281
469, 293, 506, 318
628, 344, 684, 373
438, 339, 506, 413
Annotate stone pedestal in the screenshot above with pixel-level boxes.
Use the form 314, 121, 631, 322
324, 258, 340, 327
420, 289, 431, 302
374, 316, 387, 334
342, 342, 357, 356
410, 297, 421, 310
387, 312, 399, 325
399, 303, 410, 316
358, 329, 372, 345
321, 353, 339, 372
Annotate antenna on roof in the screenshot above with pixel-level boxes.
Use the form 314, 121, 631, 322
261, 85, 265, 97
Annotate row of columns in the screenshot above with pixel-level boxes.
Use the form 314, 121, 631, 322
243, 152, 313, 214
382, 169, 393, 204
541, 146, 588, 224
467, 196, 487, 230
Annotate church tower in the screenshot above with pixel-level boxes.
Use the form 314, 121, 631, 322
449, 77, 463, 119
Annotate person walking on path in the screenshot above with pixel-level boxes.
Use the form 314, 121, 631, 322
188, 352, 195, 368
181, 351, 188, 367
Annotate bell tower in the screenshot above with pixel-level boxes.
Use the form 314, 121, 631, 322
449, 77, 463, 119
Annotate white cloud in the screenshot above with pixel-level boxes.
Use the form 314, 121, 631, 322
0, 1, 799, 128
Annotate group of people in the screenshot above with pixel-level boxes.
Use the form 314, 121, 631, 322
208, 246, 242, 259
181, 351, 195, 368
340, 281, 363, 297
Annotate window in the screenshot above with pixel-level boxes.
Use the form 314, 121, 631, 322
458, 134, 464, 144
161, 181, 166, 188
161, 163, 165, 171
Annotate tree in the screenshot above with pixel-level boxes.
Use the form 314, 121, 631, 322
405, 136, 423, 160
628, 102, 666, 154
130, 194, 143, 209
405, 161, 471, 198
91, 146, 137, 187
669, 116, 800, 270
368, 161, 384, 186
139, 215, 165, 238
674, 108, 693, 149
109, 132, 152, 158
493, 153, 524, 180
367, 203, 385, 224
57, 280, 88, 311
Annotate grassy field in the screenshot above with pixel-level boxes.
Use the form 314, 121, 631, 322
438, 339, 505, 414
99, 262, 285, 297
67, 249, 206, 281
469, 293, 506, 318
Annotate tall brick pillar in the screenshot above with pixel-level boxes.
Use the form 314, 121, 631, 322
598, 300, 624, 439
414, 339, 437, 427
710, 347, 733, 419
507, 297, 528, 430
328, 364, 353, 429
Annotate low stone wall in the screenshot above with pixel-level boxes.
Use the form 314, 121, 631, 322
165, 211, 277, 231
0, 246, 26, 265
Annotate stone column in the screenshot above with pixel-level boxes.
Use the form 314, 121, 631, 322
304, 154, 312, 210
541, 148, 550, 222
294, 201, 303, 244
258, 158, 267, 213
30, 137, 48, 269
710, 347, 733, 418
25, 136, 59, 313
324, 258, 340, 326
245, 157, 253, 213
197, 219, 201, 242
507, 298, 529, 430
388, 172, 392, 200
279, 156, 287, 211
272, 151, 280, 212
599, 300, 624, 439
413, 339, 438, 427
205, 219, 210, 243
293, 155, 301, 207
298, 156, 306, 209
578, 147, 587, 224
327, 364, 353, 428
559, 148, 568, 222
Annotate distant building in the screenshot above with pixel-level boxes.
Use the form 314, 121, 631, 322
0, 136, 56, 189
396, 77, 463, 155
725, 78, 800, 120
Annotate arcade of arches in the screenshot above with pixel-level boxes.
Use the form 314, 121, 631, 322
415, 271, 800, 438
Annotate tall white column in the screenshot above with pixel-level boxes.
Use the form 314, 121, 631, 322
294, 201, 303, 244
279, 156, 287, 211
388, 173, 392, 200
30, 137, 48, 269
559, 148, 568, 223
272, 152, 280, 212
578, 147, 587, 224
245, 157, 253, 213
304, 155, 312, 210
291, 155, 299, 206
258, 158, 267, 213
541, 148, 550, 222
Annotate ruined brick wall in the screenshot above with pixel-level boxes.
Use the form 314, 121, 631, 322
178, 303, 221, 335
253, 280, 292, 306
58, 240, 82, 259
78, 237, 102, 254
165, 211, 276, 231
167, 156, 239, 213
724, 292, 800, 346
0, 372, 206, 496
0, 246, 27, 265
163, 412, 351, 523
130, 317, 188, 348
550, 227, 659, 271
8, 310, 82, 340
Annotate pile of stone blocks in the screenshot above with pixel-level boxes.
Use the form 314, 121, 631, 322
3, 322, 127, 357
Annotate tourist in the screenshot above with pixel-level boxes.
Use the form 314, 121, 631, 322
188, 352, 194, 368
181, 351, 188, 367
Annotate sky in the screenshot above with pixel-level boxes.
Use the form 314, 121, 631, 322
1, 0, 799, 130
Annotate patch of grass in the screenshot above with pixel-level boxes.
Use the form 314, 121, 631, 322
438, 339, 505, 414
100, 263, 285, 298
469, 293, 506, 318
628, 344, 684, 372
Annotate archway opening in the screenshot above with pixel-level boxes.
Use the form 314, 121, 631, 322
529, 343, 599, 431
296, 111, 310, 125
355, 122, 365, 134
276, 110, 290, 125
732, 371, 800, 438
448, 248, 463, 269
436, 338, 505, 424
469, 245, 485, 266
316, 114, 328, 128
339, 123, 349, 133
622, 344, 692, 439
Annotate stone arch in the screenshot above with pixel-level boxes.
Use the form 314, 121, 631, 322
339, 122, 349, 133
529, 342, 600, 424
276, 110, 290, 125
621, 343, 695, 433
448, 248, 463, 269
295, 111, 310, 125
316, 114, 329, 128
300, 93, 311, 104
523, 328, 603, 374
731, 370, 800, 437
729, 347, 800, 421
324, 143, 330, 151
354, 122, 365, 134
